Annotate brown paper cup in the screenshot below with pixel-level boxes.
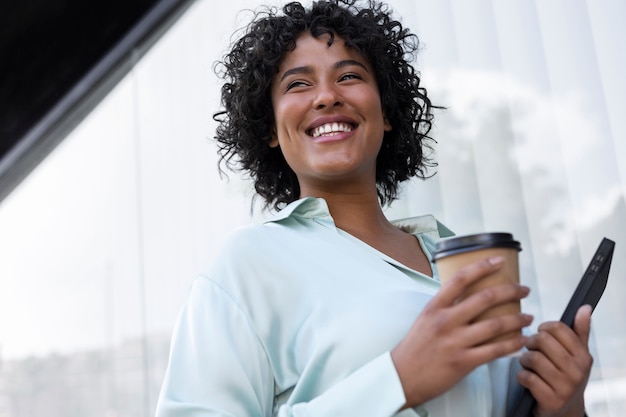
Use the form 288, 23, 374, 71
433, 233, 522, 343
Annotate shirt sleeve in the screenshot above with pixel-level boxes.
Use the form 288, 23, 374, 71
155, 277, 407, 417
276, 353, 406, 417
155, 276, 275, 417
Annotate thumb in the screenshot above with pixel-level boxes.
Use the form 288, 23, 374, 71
573, 304, 592, 345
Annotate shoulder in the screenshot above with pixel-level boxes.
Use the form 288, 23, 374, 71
218, 197, 335, 254
197, 223, 286, 311
220, 222, 279, 254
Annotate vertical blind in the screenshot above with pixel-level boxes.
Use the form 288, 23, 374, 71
0, 0, 623, 416
396, 2, 626, 416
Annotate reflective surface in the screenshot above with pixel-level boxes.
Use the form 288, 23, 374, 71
0, 0, 624, 416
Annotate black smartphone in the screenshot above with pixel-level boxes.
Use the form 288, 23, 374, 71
507, 237, 615, 417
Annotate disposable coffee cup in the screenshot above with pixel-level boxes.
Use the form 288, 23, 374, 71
433, 232, 522, 343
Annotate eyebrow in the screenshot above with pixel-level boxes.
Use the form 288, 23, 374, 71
279, 59, 369, 82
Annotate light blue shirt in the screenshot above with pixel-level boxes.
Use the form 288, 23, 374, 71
155, 197, 514, 417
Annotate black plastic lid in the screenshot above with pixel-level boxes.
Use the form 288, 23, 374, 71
433, 232, 522, 261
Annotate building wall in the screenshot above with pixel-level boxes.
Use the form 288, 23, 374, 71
0, 0, 624, 416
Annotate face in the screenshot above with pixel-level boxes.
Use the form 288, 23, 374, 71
270, 32, 392, 197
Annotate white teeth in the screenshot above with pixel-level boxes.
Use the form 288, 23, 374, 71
311, 122, 353, 138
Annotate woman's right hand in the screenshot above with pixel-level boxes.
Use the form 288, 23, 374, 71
391, 256, 533, 409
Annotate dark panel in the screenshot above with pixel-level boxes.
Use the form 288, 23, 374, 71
0, 0, 196, 203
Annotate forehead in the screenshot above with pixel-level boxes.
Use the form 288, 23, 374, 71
277, 32, 371, 71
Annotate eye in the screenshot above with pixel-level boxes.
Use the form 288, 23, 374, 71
285, 80, 309, 91
339, 73, 362, 82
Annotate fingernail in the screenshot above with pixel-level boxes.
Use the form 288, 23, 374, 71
488, 256, 505, 266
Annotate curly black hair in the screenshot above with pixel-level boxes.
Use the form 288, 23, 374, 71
213, 0, 437, 210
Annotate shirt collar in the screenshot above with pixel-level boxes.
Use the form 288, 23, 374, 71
392, 216, 455, 240
265, 197, 331, 223
266, 197, 454, 239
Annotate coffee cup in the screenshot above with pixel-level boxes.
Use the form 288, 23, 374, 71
433, 232, 522, 343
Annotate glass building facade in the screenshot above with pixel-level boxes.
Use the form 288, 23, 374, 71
0, 0, 624, 416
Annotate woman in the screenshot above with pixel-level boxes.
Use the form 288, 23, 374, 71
155, 1, 592, 416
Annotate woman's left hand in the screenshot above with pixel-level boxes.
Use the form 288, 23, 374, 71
516, 305, 593, 417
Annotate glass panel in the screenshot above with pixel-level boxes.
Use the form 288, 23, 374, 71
0, 0, 624, 416
395, 1, 626, 415
0, 76, 147, 416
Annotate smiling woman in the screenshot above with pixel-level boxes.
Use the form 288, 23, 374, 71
269, 33, 391, 197
0, 0, 624, 416
213, 0, 437, 211
155, 1, 595, 417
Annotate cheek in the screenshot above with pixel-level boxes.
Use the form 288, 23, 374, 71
274, 102, 312, 147
354, 88, 385, 120
273, 105, 294, 138
273, 92, 302, 120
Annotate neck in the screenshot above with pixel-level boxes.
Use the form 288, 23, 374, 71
298, 185, 432, 277
300, 186, 395, 238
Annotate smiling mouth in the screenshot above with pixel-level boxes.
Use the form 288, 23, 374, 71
310, 122, 355, 138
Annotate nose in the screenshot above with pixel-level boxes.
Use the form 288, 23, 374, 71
313, 82, 342, 110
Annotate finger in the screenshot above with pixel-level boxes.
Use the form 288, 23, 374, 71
532, 321, 587, 358
453, 282, 529, 324
433, 257, 505, 308
573, 304, 592, 345
459, 312, 533, 347
518, 349, 561, 392
524, 327, 592, 390
525, 329, 573, 373
518, 347, 588, 413
461, 332, 528, 366
516, 366, 555, 407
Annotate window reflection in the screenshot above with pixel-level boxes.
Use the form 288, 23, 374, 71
0, 0, 624, 416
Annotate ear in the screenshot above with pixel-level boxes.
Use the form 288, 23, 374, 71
383, 115, 392, 132
269, 129, 280, 148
